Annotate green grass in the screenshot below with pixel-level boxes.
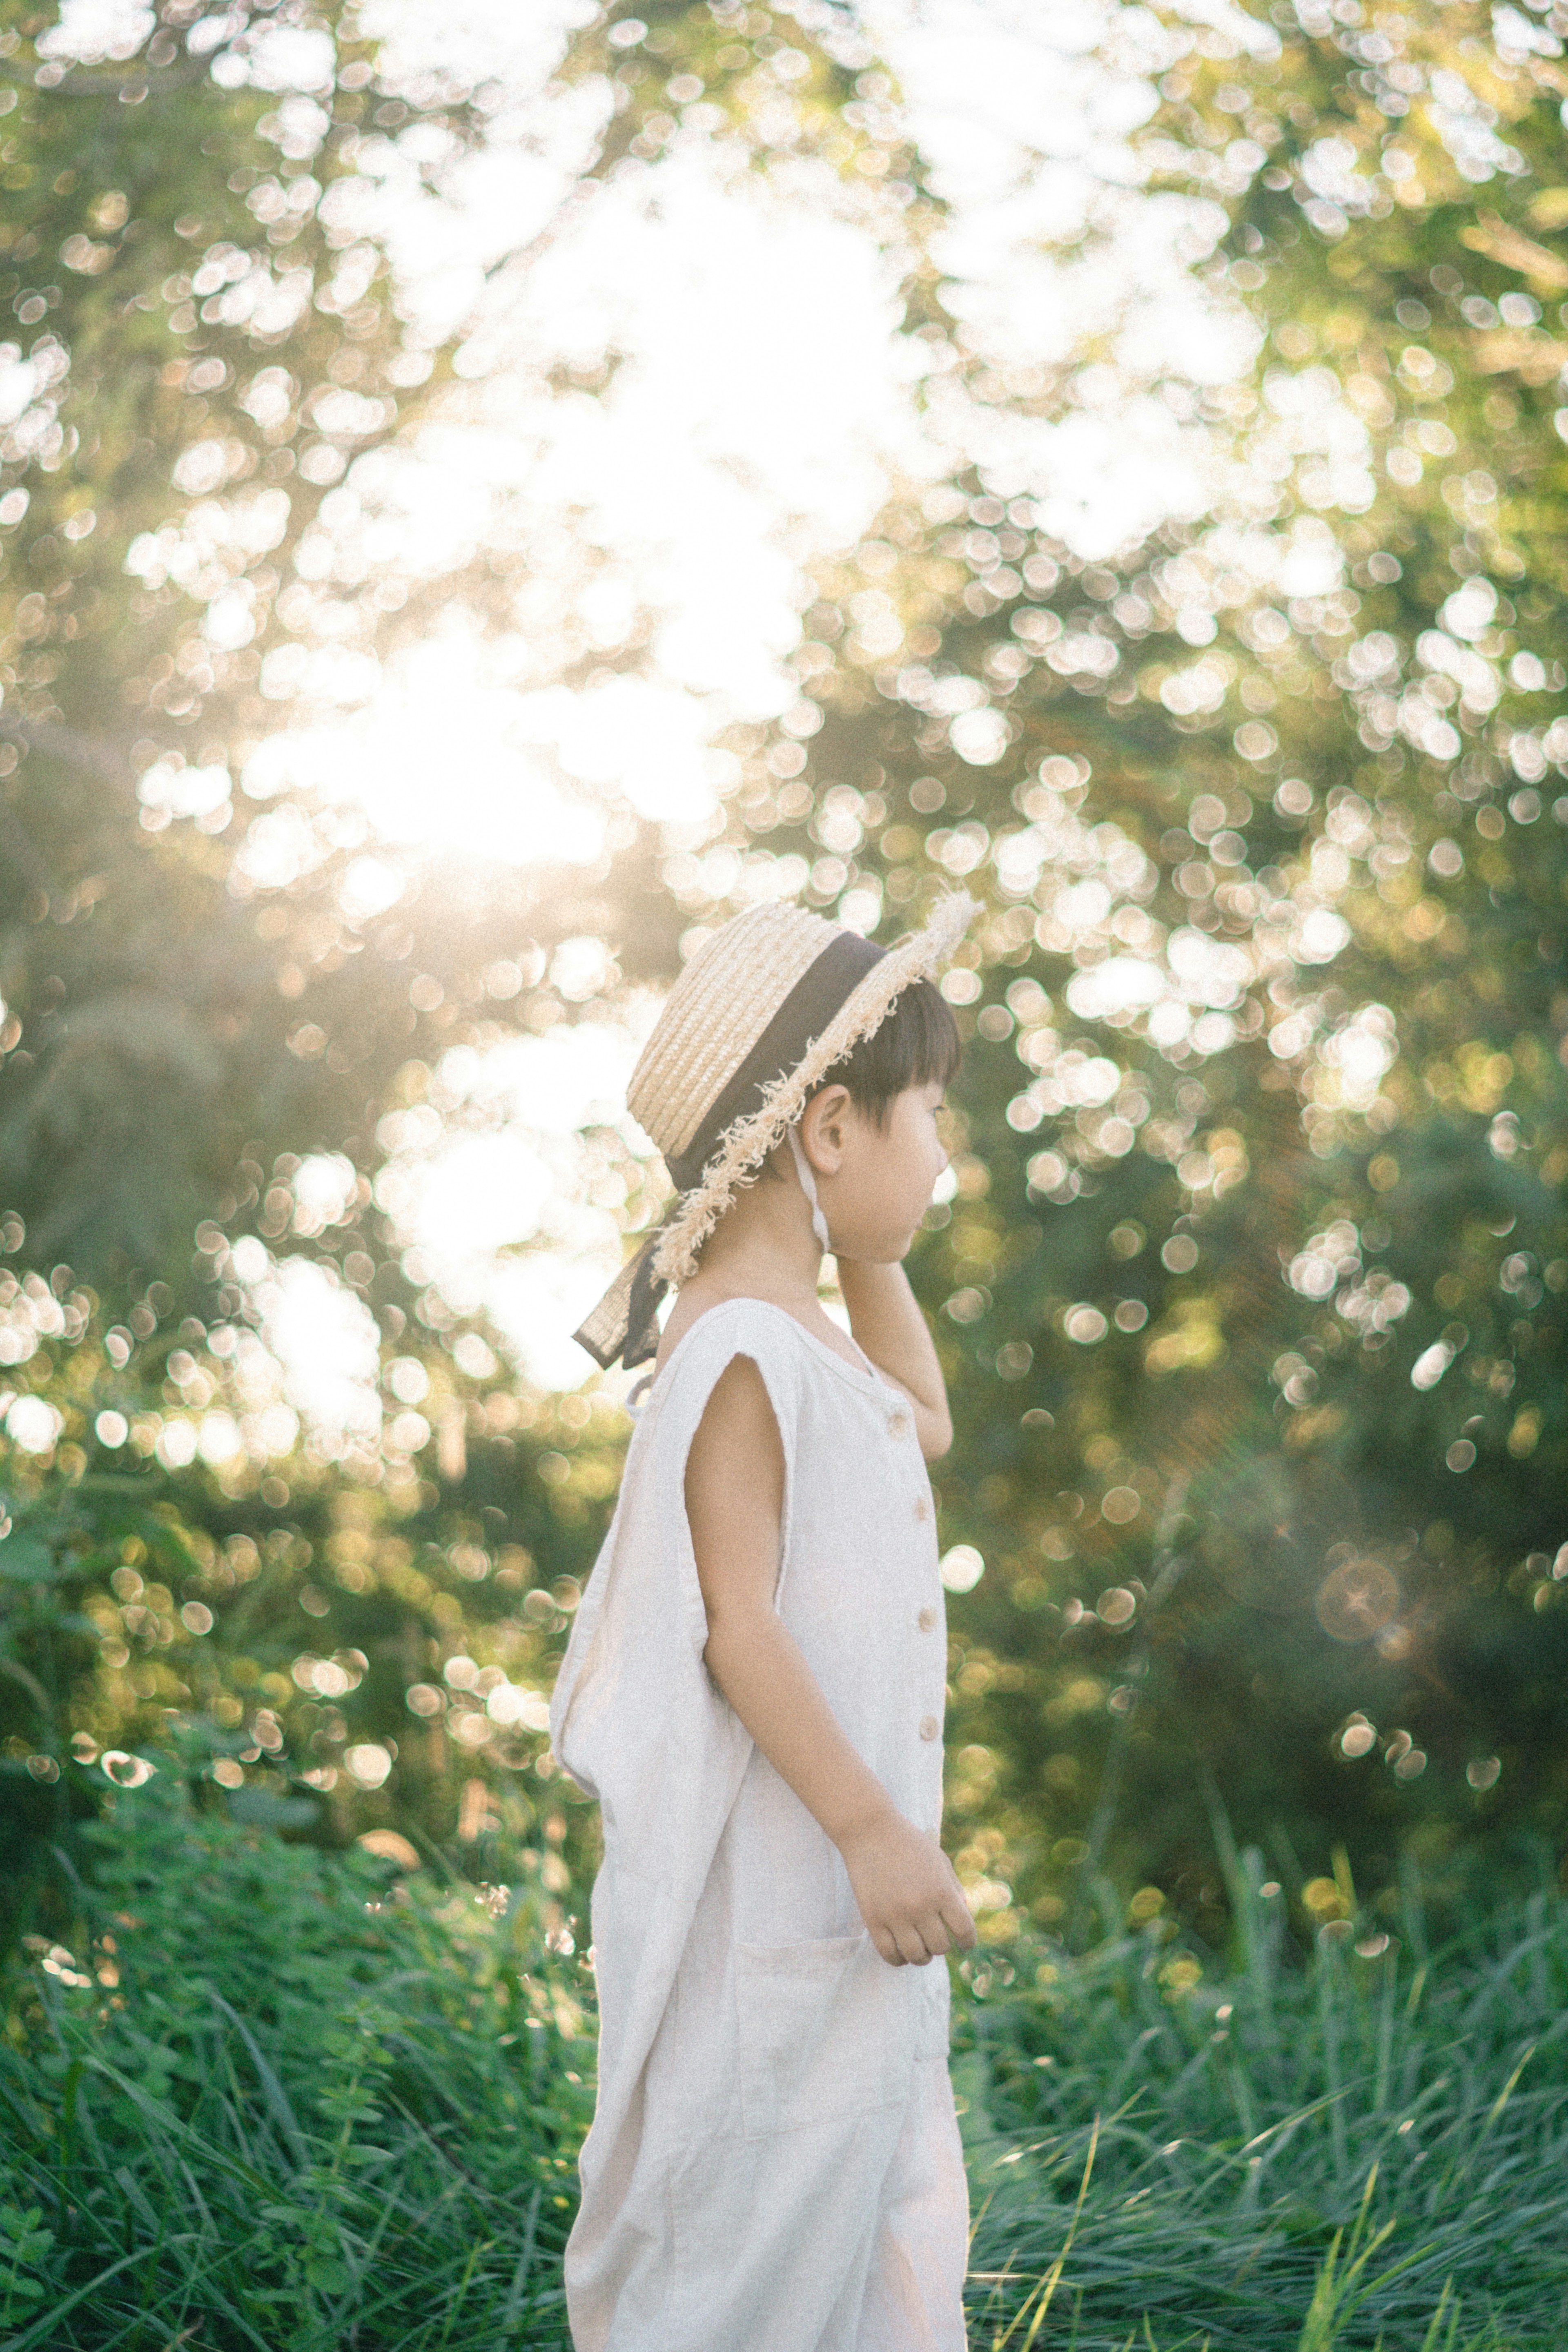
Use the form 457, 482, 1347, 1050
958, 1850, 1568, 2350
0, 1781, 594, 2349
3, 1785, 1565, 2348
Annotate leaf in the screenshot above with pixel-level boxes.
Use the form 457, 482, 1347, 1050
227, 1789, 322, 1830
0, 1538, 55, 1584
0, 1656, 51, 1713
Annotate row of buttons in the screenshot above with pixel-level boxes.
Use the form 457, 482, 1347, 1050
893, 1404, 940, 1742
920, 1563, 941, 1737
892, 1416, 937, 1594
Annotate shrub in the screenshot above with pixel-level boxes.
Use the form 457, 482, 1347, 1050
0, 1774, 594, 2349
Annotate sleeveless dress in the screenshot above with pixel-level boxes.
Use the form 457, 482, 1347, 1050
549, 1297, 969, 2352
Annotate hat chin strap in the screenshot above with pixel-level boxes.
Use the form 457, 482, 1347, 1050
786, 1122, 832, 1253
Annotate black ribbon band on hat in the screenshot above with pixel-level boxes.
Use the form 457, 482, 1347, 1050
572, 1231, 669, 1371
621, 1237, 667, 1370
573, 927, 885, 1371
665, 929, 884, 1192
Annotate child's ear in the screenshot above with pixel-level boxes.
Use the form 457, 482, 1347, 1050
802, 1084, 852, 1171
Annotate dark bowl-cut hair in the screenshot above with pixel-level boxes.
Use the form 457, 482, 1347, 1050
812, 975, 962, 1124
754, 976, 960, 1180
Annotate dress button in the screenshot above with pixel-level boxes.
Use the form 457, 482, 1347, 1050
918, 1714, 940, 1741
887, 1409, 910, 1440
915, 1494, 930, 1523
917, 1605, 937, 1632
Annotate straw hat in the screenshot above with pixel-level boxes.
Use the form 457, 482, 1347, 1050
574, 891, 976, 1368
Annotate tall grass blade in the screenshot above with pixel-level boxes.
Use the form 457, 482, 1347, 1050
994, 2115, 1100, 2350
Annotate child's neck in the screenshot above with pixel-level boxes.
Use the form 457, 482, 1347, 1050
692, 1179, 819, 1300
655, 1180, 864, 1373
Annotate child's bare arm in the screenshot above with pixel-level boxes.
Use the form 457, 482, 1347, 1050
686, 1357, 975, 1968
835, 1260, 952, 1459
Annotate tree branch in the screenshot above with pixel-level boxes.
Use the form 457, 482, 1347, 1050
3, 57, 215, 96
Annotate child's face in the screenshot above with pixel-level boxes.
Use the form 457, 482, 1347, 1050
806, 1080, 950, 1263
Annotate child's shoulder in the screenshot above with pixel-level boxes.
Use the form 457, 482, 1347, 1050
655, 1291, 802, 1383
631, 1298, 804, 1466
647, 1296, 890, 1458
658, 1285, 874, 1385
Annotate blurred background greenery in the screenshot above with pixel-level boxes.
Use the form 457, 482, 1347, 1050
4, 0, 1568, 2342
0, 0, 1565, 2001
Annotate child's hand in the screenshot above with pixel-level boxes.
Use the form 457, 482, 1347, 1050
837, 1809, 978, 1968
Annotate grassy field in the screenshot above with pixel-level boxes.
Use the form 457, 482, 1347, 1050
957, 1849, 1568, 2350
2, 1784, 1564, 2350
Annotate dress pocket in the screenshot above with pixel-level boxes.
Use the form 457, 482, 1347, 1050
735, 1931, 913, 2140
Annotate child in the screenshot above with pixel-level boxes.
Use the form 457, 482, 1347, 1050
551, 893, 979, 2352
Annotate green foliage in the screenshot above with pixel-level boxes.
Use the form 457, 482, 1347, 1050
0, 1450, 205, 1946
4, 1787, 1565, 2349
0, 0, 498, 1286
958, 1845, 1568, 2350
0, 1388, 616, 1964
0, 0, 906, 1310
0, 0, 831, 1296
4, 0, 1568, 2101
0, 1775, 594, 2348
682, 0, 1568, 1931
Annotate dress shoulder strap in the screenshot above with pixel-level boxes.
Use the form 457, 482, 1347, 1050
642, 1297, 803, 1456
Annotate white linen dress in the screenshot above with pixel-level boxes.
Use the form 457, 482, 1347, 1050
549, 1297, 969, 2352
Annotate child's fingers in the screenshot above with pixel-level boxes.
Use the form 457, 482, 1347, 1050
942, 1893, 978, 1949
872, 1924, 907, 1967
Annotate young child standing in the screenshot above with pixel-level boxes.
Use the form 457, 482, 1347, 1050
551, 893, 979, 2352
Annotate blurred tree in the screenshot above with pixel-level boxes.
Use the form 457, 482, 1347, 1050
0, 0, 901, 1303
18, 0, 1568, 1972
700, 0, 1568, 1943
0, 0, 929, 1948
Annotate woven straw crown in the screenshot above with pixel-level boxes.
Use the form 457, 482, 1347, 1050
627, 902, 839, 1160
